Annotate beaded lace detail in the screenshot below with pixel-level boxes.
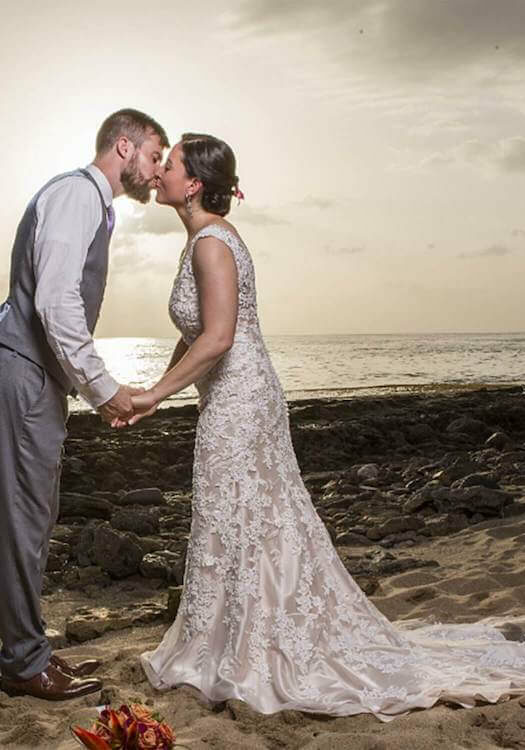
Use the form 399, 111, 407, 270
141, 224, 525, 720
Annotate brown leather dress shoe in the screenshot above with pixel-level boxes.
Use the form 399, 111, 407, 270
0, 663, 102, 701
50, 653, 101, 677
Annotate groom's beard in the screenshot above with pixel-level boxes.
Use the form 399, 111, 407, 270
121, 153, 152, 204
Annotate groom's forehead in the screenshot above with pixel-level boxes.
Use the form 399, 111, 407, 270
141, 131, 166, 152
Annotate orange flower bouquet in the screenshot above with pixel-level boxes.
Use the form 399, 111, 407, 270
71, 703, 189, 750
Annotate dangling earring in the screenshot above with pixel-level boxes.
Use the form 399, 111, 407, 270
185, 192, 193, 217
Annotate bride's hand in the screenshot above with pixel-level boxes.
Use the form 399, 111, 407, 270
131, 391, 158, 412
111, 390, 159, 429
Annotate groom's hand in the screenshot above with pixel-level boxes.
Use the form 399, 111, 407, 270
121, 385, 146, 398
112, 390, 158, 429
98, 385, 144, 424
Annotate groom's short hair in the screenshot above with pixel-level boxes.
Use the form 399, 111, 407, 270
96, 109, 170, 154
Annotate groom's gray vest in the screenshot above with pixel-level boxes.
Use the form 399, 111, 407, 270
0, 169, 110, 394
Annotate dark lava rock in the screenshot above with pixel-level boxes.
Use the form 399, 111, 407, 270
472, 447, 501, 464
336, 531, 372, 546
437, 486, 513, 516
441, 455, 481, 480
140, 550, 181, 580
92, 524, 144, 578
452, 472, 500, 490
50, 524, 82, 547
45, 628, 68, 649
323, 494, 355, 511
502, 499, 525, 517
66, 602, 166, 642
117, 488, 166, 507
134, 535, 169, 555
485, 431, 511, 450
304, 471, 339, 492
356, 463, 379, 483
404, 483, 513, 518
403, 491, 433, 513
422, 513, 469, 537
446, 416, 489, 439
405, 477, 427, 492
46, 539, 71, 572
500, 451, 525, 465
75, 521, 103, 567
405, 423, 436, 443
59, 492, 113, 521
102, 471, 128, 491
343, 549, 438, 577
355, 576, 380, 595
63, 455, 86, 471
111, 508, 160, 536
367, 515, 425, 541
63, 565, 111, 589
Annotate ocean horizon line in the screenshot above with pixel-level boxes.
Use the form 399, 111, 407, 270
95, 330, 525, 340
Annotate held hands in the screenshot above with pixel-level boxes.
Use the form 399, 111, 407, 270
111, 389, 159, 429
98, 385, 139, 424
98, 385, 150, 427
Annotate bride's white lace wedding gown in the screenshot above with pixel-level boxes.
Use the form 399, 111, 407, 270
141, 224, 525, 721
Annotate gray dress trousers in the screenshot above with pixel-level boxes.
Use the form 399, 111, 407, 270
0, 345, 67, 679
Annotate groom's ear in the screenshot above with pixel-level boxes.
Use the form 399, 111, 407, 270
115, 136, 134, 161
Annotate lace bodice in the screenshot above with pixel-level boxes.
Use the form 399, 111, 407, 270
168, 224, 282, 410
169, 224, 259, 346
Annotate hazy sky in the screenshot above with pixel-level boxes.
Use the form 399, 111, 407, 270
1, 0, 524, 335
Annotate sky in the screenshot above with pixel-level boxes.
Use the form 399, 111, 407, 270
1, 0, 524, 336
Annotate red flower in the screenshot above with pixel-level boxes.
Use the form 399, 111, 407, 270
71, 726, 111, 750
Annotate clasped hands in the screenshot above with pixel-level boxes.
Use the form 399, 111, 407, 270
98, 385, 158, 429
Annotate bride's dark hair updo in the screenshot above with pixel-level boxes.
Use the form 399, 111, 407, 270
180, 133, 239, 217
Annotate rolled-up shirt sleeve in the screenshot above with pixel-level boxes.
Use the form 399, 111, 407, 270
33, 177, 119, 409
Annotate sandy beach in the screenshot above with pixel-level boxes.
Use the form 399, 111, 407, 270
2, 386, 525, 750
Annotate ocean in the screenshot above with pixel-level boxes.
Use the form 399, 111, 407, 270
70, 332, 525, 412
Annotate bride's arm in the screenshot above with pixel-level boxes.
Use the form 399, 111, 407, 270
127, 237, 238, 423
165, 337, 189, 373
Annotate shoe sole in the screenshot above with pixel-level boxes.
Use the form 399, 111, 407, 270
1, 681, 101, 701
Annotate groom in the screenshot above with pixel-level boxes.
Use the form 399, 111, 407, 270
0, 109, 169, 700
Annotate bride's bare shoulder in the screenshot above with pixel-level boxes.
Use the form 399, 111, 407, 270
209, 218, 244, 245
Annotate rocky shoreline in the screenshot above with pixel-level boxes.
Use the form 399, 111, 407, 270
45, 385, 525, 641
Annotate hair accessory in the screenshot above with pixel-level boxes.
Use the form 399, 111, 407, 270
233, 187, 245, 205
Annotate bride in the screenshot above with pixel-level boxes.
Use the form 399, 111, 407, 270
116, 133, 525, 721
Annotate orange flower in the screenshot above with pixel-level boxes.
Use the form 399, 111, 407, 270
130, 704, 155, 723
158, 722, 175, 744
136, 727, 157, 749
